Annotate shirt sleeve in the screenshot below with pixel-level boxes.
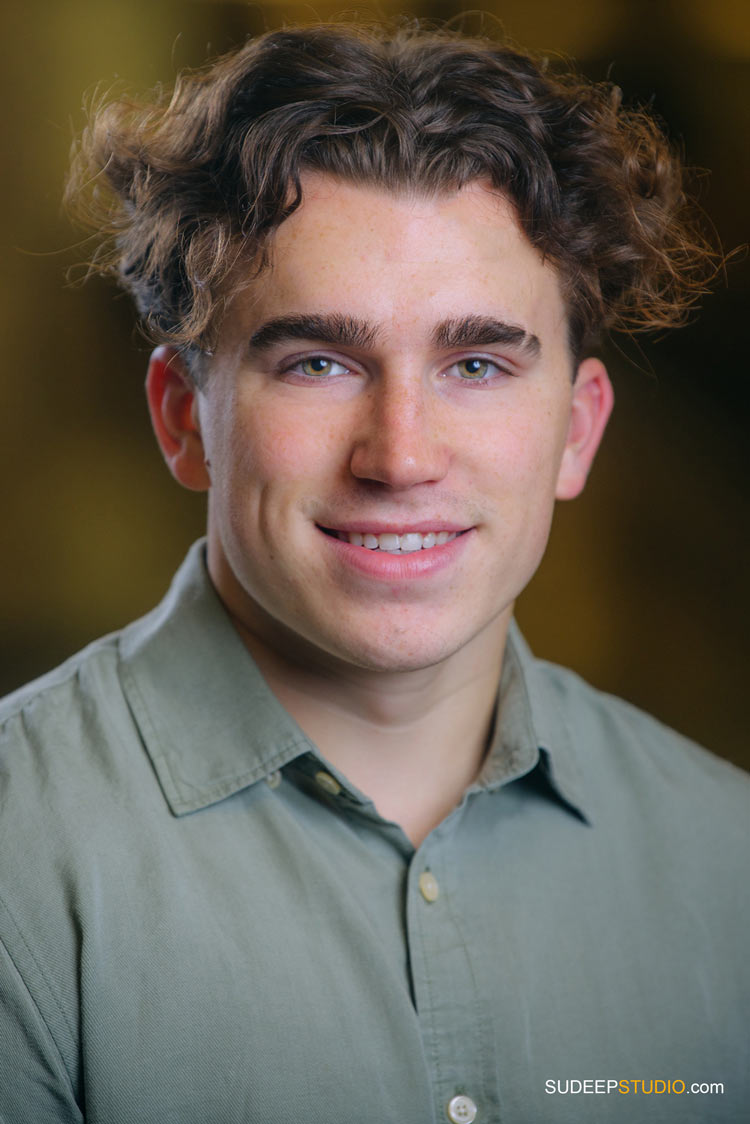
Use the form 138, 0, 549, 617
0, 936, 83, 1124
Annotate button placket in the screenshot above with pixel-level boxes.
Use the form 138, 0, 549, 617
407, 840, 493, 1124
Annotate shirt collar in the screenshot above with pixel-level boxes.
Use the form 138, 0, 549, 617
118, 540, 315, 816
480, 620, 589, 823
119, 540, 588, 822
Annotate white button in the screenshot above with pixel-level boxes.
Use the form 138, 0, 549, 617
418, 871, 440, 902
266, 770, 282, 789
314, 770, 341, 797
446, 1094, 478, 1123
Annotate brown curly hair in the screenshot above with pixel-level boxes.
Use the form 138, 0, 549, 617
66, 21, 719, 379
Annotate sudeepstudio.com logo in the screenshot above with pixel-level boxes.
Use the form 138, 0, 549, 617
545, 1079, 724, 1097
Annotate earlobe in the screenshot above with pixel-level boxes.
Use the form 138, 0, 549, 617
145, 346, 211, 492
555, 357, 614, 501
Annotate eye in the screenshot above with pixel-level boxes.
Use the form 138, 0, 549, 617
457, 358, 491, 379
446, 357, 507, 382
296, 356, 350, 378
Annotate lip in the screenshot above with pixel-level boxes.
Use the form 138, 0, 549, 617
319, 520, 470, 535
317, 524, 475, 581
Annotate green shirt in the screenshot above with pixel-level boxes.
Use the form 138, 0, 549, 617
1, 541, 747, 1123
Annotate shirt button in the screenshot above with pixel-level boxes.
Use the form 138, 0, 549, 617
314, 770, 341, 797
266, 770, 282, 789
446, 1094, 478, 1123
418, 871, 440, 902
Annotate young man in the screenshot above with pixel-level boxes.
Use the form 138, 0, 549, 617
1, 23, 747, 1124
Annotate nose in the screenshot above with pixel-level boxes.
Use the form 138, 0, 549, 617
348, 373, 450, 489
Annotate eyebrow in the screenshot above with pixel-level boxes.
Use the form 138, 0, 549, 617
434, 315, 541, 358
248, 314, 381, 352
248, 312, 541, 359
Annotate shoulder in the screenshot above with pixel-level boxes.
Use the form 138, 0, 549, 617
0, 609, 167, 853
0, 632, 122, 765
0, 587, 173, 745
1, 630, 121, 715
0, 620, 167, 1104
0, 609, 170, 988
0, 624, 141, 778
535, 656, 749, 840
0, 630, 147, 892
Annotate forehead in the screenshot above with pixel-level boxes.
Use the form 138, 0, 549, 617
223, 174, 568, 352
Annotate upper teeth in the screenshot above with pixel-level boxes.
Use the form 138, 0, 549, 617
335, 530, 458, 552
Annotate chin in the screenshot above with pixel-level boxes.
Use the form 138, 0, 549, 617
325, 626, 467, 675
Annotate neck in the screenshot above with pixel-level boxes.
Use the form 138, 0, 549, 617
230, 610, 511, 848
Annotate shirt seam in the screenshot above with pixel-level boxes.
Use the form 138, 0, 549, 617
0, 894, 79, 1096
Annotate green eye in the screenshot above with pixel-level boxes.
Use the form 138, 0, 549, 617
456, 358, 492, 379
300, 357, 336, 376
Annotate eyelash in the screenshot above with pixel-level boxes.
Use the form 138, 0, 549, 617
279, 353, 513, 385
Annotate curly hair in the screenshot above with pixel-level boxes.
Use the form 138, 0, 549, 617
66, 21, 719, 378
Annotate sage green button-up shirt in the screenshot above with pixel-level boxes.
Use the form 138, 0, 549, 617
1, 541, 748, 1123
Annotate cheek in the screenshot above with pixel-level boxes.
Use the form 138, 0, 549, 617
244, 427, 305, 481
476, 406, 565, 498
219, 399, 344, 493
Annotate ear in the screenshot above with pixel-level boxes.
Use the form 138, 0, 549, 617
555, 357, 614, 501
145, 346, 211, 492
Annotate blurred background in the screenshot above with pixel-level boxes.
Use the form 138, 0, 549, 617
0, 0, 747, 769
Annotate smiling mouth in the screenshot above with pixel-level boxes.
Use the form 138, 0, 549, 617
319, 529, 466, 553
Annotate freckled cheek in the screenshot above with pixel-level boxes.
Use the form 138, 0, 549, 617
470, 421, 560, 494
224, 409, 344, 487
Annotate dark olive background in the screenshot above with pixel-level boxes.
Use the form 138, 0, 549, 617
1, 0, 747, 769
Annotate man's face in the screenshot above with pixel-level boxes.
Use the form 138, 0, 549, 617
178, 175, 610, 673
